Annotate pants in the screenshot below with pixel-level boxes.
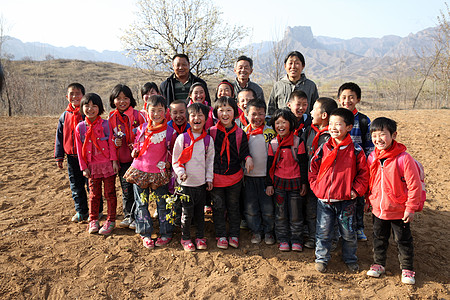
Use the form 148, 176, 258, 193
355, 196, 365, 231
315, 200, 357, 264
119, 162, 135, 220
67, 155, 88, 215
305, 189, 318, 242
211, 180, 242, 238
88, 174, 117, 222
244, 176, 274, 236
372, 214, 414, 271
180, 185, 206, 240
274, 188, 304, 244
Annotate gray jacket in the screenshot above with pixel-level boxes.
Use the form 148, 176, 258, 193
233, 78, 265, 103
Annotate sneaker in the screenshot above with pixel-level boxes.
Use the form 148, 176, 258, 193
251, 233, 262, 244
195, 238, 207, 250
292, 243, 303, 252
367, 264, 386, 278
401, 270, 416, 285
315, 262, 327, 273
229, 237, 239, 248
129, 220, 136, 230
216, 237, 228, 249
346, 262, 360, 272
279, 242, 290, 251
264, 234, 275, 245
240, 219, 248, 229
119, 217, 131, 228
99, 221, 115, 235
181, 239, 195, 252
155, 237, 172, 247
88, 220, 100, 234
304, 239, 315, 249
141, 236, 154, 249
72, 212, 88, 223
357, 229, 368, 241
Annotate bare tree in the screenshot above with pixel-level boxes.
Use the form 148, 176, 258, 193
122, 0, 248, 77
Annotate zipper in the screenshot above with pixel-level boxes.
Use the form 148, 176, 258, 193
326, 146, 339, 202
379, 161, 384, 217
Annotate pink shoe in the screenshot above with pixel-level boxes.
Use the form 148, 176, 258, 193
279, 242, 290, 251
195, 238, 207, 250
155, 237, 172, 247
98, 221, 115, 235
292, 243, 303, 252
229, 237, 239, 248
141, 236, 154, 249
181, 239, 195, 252
216, 237, 228, 249
88, 220, 99, 234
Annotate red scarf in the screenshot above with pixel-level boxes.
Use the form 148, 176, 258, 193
311, 125, 329, 154
245, 124, 264, 139
369, 140, 406, 192
216, 122, 238, 172
66, 104, 81, 133
137, 119, 168, 158
176, 128, 207, 167
172, 122, 187, 135
82, 116, 107, 163
352, 108, 358, 115
317, 134, 353, 182
293, 123, 304, 136
269, 131, 294, 181
239, 111, 248, 127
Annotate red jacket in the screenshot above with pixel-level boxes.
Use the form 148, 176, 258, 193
54, 110, 83, 160
367, 144, 421, 220
309, 138, 369, 202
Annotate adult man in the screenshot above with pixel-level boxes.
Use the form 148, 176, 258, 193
267, 51, 319, 116
233, 56, 265, 103
160, 54, 211, 106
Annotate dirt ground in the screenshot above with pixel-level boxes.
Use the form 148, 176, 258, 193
0, 110, 449, 299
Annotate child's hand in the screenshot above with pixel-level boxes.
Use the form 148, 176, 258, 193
180, 173, 187, 181
112, 161, 120, 174
364, 202, 372, 213
350, 189, 357, 199
206, 181, 213, 191
266, 186, 274, 196
300, 184, 307, 196
115, 137, 123, 147
57, 161, 63, 169
83, 169, 91, 178
245, 156, 254, 173
402, 211, 415, 223
131, 149, 139, 158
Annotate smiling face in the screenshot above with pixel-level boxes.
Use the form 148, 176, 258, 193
274, 116, 290, 138
372, 128, 397, 151
248, 106, 265, 129
189, 110, 206, 134
338, 89, 360, 112
190, 86, 206, 103
173, 57, 190, 81
66, 87, 83, 108
311, 102, 325, 127
147, 104, 166, 125
82, 101, 99, 122
287, 96, 308, 120
217, 104, 235, 128
169, 102, 187, 126
217, 84, 233, 98
234, 60, 252, 83
329, 115, 353, 143
114, 91, 131, 113
284, 55, 304, 82
237, 90, 255, 112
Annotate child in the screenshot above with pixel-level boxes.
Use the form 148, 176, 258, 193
186, 82, 215, 129
209, 96, 253, 249
266, 108, 308, 252
172, 103, 215, 251
302, 97, 337, 249
140, 82, 161, 121
287, 90, 312, 137
124, 95, 175, 249
168, 100, 190, 135
338, 82, 374, 241
55, 83, 89, 222
75, 93, 119, 235
309, 108, 369, 273
365, 117, 421, 285
244, 100, 276, 244
236, 88, 256, 129
108, 84, 146, 230
215, 80, 235, 99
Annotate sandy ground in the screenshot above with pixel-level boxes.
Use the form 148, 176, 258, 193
0, 110, 449, 299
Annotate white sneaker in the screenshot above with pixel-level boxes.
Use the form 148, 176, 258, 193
367, 264, 385, 278
401, 270, 416, 285
251, 233, 262, 244
119, 217, 131, 228
129, 220, 136, 230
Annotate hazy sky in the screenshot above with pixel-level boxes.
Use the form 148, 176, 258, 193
0, 0, 446, 52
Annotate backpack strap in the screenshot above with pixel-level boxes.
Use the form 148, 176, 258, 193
235, 127, 243, 156
359, 113, 369, 150
182, 132, 211, 158
79, 121, 87, 143
100, 119, 110, 140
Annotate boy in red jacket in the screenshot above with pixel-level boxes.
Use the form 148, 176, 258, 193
309, 108, 369, 273
365, 117, 421, 285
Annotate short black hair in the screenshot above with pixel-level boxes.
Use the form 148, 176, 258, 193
337, 82, 362, 99
289, 90, 308, 102
284, 51, 305, 67
141, 82, 159, 98
213, 96, 239, 119
370, 117, 397, 135
187, 103, 210, 122
236, 55, 253, 68
246, 99, 266, 114
237, 88, 257, 100
172, 53, 190, 63
146, 95, 167, 110
330, 108, 354, 126
169, 100, 187, 111
67, 83, 85, 95
80, 93, 105, 116
271, 108, 298, 132
109, 84, 137, 109
316, 97, 338, 116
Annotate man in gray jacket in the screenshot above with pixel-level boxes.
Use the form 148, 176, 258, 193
267, 51, 318, 116
233, 55, 265, 102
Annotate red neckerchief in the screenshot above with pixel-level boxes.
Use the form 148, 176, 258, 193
245, 123, 264, 139
317, 134, 353, 182
239, 111, 248, 127
143, 102, 148, 111
172, 122, 187, 135
82, 116, 107, 162
66, 104, 82, 133
110, 109, 131, 144
293, 123, 304, 136
352, 108, 358, 115
369, 140, 406, 192
269, 131, 294, 181
176, 128, 207, 167
311, 125, 329, 154
137, 119, 168, 158
216, 122, 238, 172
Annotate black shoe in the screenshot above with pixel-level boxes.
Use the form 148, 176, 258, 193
346, 262, 360, 272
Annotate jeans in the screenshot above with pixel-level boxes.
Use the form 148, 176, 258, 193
274, 188, 304, 244
133, 184, 172, 238
67, 155, 89, 215
355, 196, 365, 231
88, 175, 117, 222
372, 214, 414, 270
211, 180, 242, 238
180, 185, 206, 240
244, 176, 274, 235
119, 162, 135, 220
305, 189, 318, 242
315, 200, 357, 264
